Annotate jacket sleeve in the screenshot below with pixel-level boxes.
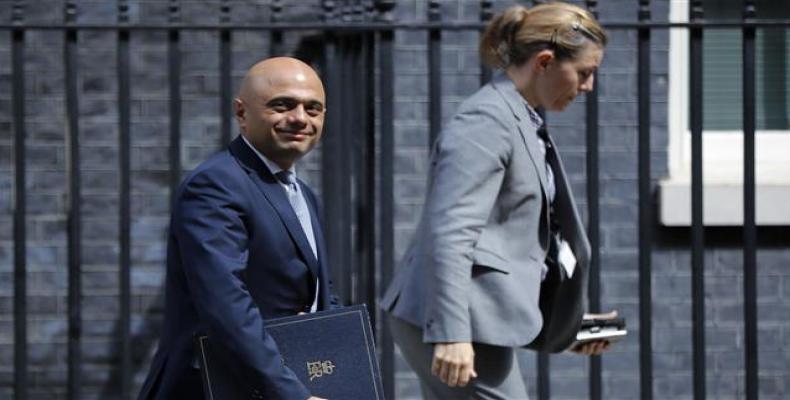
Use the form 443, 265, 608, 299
174, 169, 311, 400
422, 101, 514, 343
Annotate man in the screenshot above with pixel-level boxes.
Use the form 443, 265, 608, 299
138, 57, 331, 400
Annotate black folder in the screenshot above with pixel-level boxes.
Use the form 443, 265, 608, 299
195, 304, 385, 400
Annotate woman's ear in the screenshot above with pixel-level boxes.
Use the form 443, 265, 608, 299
533, 49, 555, 73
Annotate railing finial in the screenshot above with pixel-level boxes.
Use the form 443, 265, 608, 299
374, 0, 396, 22
691, 0, 703, 21
638, 0, 650, 22
351, 0, 365, 22
220, 0, 231, 24
428, 0, 441, 22
169, 0, 180, 24
586, 0, 598, 19
322, 0, 336, 22
12, 0, 24, 24
363, 0, 376, 21
65, 0, 77, 23
480, 0, 493, 22
118, 0, 129, 24
271, 0, 283, 23
744, 0, 756, 20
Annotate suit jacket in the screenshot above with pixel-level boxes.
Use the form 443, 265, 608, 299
138, 136, 333, 400
381, 73, 591, 348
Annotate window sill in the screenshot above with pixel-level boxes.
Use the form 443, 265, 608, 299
658, 178, 790, 226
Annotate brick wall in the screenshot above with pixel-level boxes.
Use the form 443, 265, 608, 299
0, 1, 788, 399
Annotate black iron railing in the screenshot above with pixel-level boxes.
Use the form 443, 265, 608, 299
1, 1, 785, 399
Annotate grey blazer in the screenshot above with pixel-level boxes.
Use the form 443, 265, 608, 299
381, 73, 591, 348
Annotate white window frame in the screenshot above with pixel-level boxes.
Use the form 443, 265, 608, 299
660, 0, 790, 226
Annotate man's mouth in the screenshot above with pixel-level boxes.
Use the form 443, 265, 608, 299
277, 130, 311, 140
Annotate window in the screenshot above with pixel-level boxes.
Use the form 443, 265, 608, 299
660, 0, 790, 226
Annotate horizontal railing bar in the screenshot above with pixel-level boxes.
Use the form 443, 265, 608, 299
1, 20, 790, 31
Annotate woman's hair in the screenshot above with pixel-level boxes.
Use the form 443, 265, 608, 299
480, 2, 607, 68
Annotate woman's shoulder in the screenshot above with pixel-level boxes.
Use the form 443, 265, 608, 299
453, 87, 506, 119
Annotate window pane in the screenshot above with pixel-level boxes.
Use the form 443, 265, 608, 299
699, 0, 790, 131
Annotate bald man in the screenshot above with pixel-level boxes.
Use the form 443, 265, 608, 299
138, 58, 333, 400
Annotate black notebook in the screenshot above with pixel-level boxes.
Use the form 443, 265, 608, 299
570, 315, 627, 350
195, 304, 385, 400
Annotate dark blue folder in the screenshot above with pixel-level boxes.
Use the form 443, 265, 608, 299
196, 304, 385, 399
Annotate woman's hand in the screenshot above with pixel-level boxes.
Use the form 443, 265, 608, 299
571, 340, 611, 356
431, 342, 478, 387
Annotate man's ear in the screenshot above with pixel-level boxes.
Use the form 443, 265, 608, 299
534, 49, 555, 73
233, 98, 246, 130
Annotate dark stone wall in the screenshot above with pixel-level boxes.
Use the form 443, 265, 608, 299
0, 1, 788, 399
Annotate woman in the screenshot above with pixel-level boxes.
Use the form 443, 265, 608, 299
381, 2, 611, 399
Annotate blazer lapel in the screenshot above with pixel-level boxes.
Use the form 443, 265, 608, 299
490, 73, 550, 201
228, 137, 320, 277
545, 135, 592, 267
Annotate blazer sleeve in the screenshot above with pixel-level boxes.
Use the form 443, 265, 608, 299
422, 100, 514, 343
174, 169, 311, 400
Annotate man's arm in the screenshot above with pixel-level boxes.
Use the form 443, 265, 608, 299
175, 169, 312, 400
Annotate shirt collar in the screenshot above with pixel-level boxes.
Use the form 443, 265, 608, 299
241, 134, 297, 178
524, 101, 544, 129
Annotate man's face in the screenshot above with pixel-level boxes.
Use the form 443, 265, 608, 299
236, 70, 326, 168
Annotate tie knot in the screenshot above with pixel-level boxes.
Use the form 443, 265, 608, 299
275, 170, 296, 186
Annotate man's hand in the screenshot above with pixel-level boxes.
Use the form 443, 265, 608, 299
431, 342, 478, 387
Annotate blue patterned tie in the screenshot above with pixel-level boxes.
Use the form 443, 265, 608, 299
275, 170, 317, 259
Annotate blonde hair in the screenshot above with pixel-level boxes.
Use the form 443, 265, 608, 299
480, 2, 607, 68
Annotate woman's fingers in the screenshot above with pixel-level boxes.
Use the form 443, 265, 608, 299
572, 340, 612, 355
432, 342, 477, 387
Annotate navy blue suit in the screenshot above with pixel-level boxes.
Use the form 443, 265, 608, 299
138, 136, 333, 400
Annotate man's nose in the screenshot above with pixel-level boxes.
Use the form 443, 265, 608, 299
287, 105, 308, 124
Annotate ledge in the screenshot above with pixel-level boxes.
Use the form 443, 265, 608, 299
658, 179, 790, 226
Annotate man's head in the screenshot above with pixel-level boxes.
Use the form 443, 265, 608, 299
234, 57, 326, 170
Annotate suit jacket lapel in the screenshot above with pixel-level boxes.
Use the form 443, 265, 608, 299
228, 137, 320, 277
545, 135, 592, 267
490, 73, 550, 198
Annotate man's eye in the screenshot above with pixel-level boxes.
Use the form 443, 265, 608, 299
306, 104, 324, 116
269, 100, 294, 111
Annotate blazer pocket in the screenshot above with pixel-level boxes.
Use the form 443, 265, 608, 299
472, 247, 510, 274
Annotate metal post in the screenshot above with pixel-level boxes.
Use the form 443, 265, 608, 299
689, 2, 706, 399
271, 0, 284, 56
64, 1, 83, 398
479, 0, 493, 85
220, 0, 232, 147
11, 1, 28, 398
322, 0, 353, 304
584, 1, 602, 399
375, 2, 396, 398
428, 0, 442, 147
168, 0, 182, 198
742, 1, 758, 399
359, 24, 378, 327
117, 1, 132, 398
637, 2, 653, 400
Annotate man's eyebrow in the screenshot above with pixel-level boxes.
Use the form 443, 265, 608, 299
266, 96, 324, 107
